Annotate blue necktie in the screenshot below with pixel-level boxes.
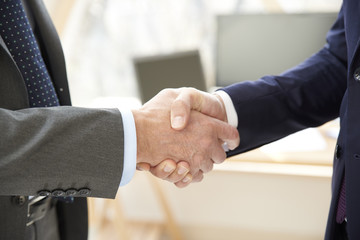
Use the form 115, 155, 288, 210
0, 0, 60, 107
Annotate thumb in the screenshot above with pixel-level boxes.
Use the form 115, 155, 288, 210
214, 119, 240, 150
171, 88, 225, 130
171, 96, 191, 130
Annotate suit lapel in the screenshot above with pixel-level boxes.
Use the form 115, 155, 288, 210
27, 0, 72, 105
0, 35, 30, 109
0, 35, 11, 56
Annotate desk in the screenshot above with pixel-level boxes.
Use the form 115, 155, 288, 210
215, 121, 338, 178
228, 122, 337, 165
95, 123, 338, 240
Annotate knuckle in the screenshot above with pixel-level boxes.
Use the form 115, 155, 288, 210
195, 173, 204, 182
219, 155, 226, 163
160, 88, 177, 98
213, 155, 225, 164
175, 182, 187, 188
231, 127, 239, 139
159, 88, 170, 95
218, 150, 227, 163
202, 138, 213, 150
159, 173, 170, 180
201, 160, 213, 173
191, 154, 203, 171
182, 87, 197, 99
166, 175, 177, 183
174, 98, 188, 108
208, 163, 214, 172
183, 87, 194, 93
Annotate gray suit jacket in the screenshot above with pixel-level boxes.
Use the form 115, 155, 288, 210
0, 0, 125, 239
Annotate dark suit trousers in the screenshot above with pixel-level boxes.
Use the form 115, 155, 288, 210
337, 221, 349, 240
25, 207, 60, 240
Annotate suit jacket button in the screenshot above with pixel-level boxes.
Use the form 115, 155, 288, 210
354, 68, 360, 82
38, 190, 51, 197
65, 189, 78, 196
12, 196, 26, 206
78, 188, 91, 196
51, 189, 65, 197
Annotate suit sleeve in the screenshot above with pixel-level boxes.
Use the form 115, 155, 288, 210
223, 7, 348, 157
0, 106, 124, 199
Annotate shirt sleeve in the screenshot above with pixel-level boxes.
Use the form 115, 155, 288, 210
215, 90, 238, 128
118, 109, 137, 186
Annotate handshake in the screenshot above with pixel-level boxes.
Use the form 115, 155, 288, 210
132, 88, 240, 188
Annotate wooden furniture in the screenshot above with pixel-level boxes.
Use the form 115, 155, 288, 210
88, 176, 184, 240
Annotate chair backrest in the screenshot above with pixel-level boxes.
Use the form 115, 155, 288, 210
134, 50, 207, 103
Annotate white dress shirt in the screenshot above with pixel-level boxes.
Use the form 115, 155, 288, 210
119, 109, 137, 186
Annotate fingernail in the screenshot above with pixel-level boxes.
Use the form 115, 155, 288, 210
222, 142, 229, 152
137, 166, 144, 171
164, 164, 175, 173
182, 176, 191, 183
136, 163, 145, 171
172, 116, 184, 129
177, 166, 188, 175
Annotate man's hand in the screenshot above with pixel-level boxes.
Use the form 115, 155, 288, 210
170, 88, 228, 130
132, 88, 239, 186
137, 160, 195, 188
132, 106, 237, 171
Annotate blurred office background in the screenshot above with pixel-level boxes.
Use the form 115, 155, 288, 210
43, 0, 341, 239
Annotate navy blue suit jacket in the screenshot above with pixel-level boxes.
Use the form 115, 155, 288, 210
223, 1, 360, 239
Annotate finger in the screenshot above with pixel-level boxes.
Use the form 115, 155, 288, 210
170, 89, 192, 130
136, 162, 151, 171
213, 119, 240, 150
210, 140, 227, 164
189, 153, 202, 176
149, 159, 177, 180
200, 159, 214, 173
171, 88, 225, 130
191, 170, 204, 183
222, 142, 229, 152
174, 173, 193, 188
166, 161, 190, 183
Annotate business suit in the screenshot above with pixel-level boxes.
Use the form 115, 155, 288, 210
0, 0, 124, 239
223, 0, 360, 239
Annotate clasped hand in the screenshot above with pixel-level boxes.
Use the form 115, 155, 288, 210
132, 88, 240, 187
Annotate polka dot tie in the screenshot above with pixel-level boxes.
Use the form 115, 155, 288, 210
0, 0, 60, 107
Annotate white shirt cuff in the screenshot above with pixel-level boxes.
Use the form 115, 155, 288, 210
118, 109, 137, 186
215, 90, 238, 128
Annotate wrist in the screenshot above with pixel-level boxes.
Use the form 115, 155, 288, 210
131, 109, 147, 164
132, 108, 169, 166
214, 91, 238, 128
213, 93, 228, 123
